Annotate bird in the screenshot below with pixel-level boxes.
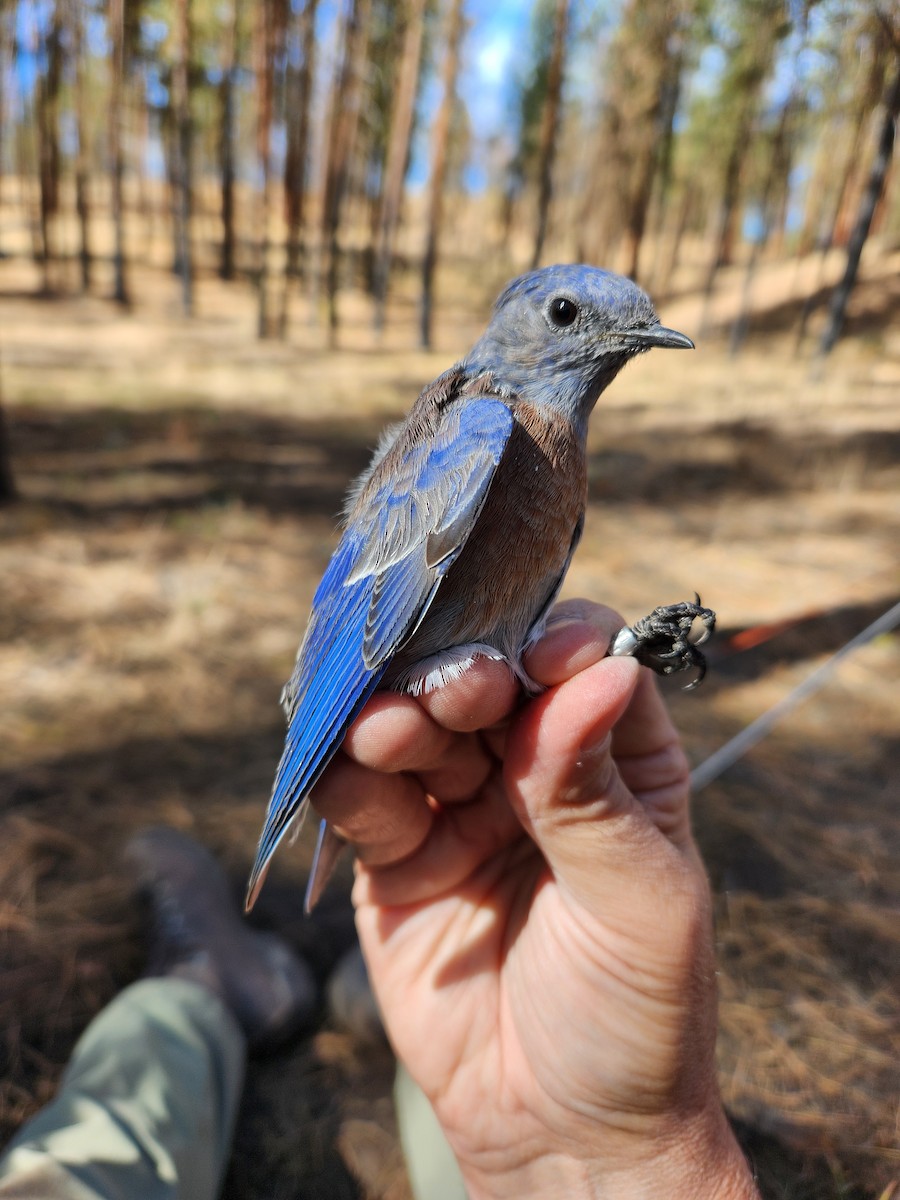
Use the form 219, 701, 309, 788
246, 263, 702, 914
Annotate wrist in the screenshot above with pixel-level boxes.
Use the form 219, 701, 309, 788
596, 1105, 759, 1200
459, 1104, 758, 1200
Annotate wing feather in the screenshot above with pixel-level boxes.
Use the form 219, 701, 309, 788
246, 396, 514, 908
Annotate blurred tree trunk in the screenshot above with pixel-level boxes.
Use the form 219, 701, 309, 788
620, 13, 669, 281
69, 0, 92, 292
0, 4, 14, 475
279, 0, 319, 337
255, 0, 273, 337
699, 0, 788, 335
530, 0, 568, 270
36, 4, 63, 292
420, 0, 465, 349
108, 0, 129, 306
255, 0, 287, 339
730, 91, 796, 356
707, 109, 751, 272
356, 8, 409, 295
0, 5, 8, 260
698, 105, 759, 335
505, 0, 565, 259
793, 121, 864, 351
372, 0, 428, 334
645, 28, 687, 288
317, 0, 372, 344
795, 15, 890, 350
0, 376, 15, 506
574, 121, 610, 265
0, 9, 16, 491
584, 0, 694, 282
655, 182, 695, 298
817, 56, 900, 360
218, 0, 241, 281
172, 0, 194, 316
135, 92, 154, 258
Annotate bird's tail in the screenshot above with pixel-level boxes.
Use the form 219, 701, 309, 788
245, 793, 312, 911
304, 819, 349, 914
245, 664, 385, 912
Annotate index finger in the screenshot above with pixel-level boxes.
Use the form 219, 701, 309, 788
524, 601, 626, 686
413, 654, 521, 731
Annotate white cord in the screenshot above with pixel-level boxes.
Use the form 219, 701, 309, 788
690, 599, 900, 792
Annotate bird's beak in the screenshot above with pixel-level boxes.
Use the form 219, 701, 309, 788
623, 324, 695, 350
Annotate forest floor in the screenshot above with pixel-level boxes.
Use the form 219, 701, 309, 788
0, 240, 898, 1199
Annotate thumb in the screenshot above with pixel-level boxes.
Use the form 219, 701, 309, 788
504, 656, 685, 927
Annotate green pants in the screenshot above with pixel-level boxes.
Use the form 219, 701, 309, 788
0, 979, 244, 1200
0, 977, 465, 1200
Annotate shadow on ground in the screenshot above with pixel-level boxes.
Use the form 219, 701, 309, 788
1, 394, 898, 1198
4, 403, 898, 529
1, 700, 897, 1197
698, 263, 900, 346
704, 594, 900, 689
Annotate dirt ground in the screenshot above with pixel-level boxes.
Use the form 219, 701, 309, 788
0, 239, 898, 1199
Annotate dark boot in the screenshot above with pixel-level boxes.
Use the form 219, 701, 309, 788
126, 827, 317, 1050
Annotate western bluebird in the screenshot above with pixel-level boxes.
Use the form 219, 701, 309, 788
246, 264, 711, 912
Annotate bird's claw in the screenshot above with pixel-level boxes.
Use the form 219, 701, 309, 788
610, 596, 716, 689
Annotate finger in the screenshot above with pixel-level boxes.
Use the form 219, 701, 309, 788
343, 693, 454, 771
505, 656, 693, 926
524, 601, 626, 687
353, 776, 525, 909
611, 669, 693, 847
342, 692, 495, 802
416, 735, 494, 803
312, 754, 433, 868
611, 669, 679, 758
415, 655, 521, 731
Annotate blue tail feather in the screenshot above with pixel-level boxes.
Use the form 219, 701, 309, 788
245, 546, 386, 908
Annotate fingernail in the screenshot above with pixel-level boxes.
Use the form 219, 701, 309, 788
543, 614, 591, 634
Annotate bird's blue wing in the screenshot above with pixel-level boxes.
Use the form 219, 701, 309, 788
245, 396, 514, 909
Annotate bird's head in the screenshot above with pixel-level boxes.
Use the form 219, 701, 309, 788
465, 264, 693, 431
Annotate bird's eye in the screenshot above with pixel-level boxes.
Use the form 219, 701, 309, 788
548, 297, 578, 328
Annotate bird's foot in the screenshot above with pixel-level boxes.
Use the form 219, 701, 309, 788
609, 596, 716, 689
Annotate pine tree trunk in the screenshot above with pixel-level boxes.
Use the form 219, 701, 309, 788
255, 0, 286, 339
372, 0, 428, 334
70, 0, 92, 291
818, 57, 900, 359
0, 382, 16, 505
172, 0, 194, 316
587, 0, 695, 281
108, 0, 129, 306
420, 0, 465, 349
794, 107, 868, 349
36, 5, 63, 293
730, 90, 795, 356
698, 100, 755, 336
0, 9, 15, 491
530, 0, 568, 271
218, 0, 240, 281
656, 183, 694, 298
646, 42, 685, 284
801, 102, 868, 258
0, 6, 7, 260
279, 0, 319, 337
621, 36, 677, 281
704, 113, 749, 284
317, 0, 371, 345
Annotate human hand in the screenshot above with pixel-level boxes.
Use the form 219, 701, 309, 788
310, 601, 758, 1199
